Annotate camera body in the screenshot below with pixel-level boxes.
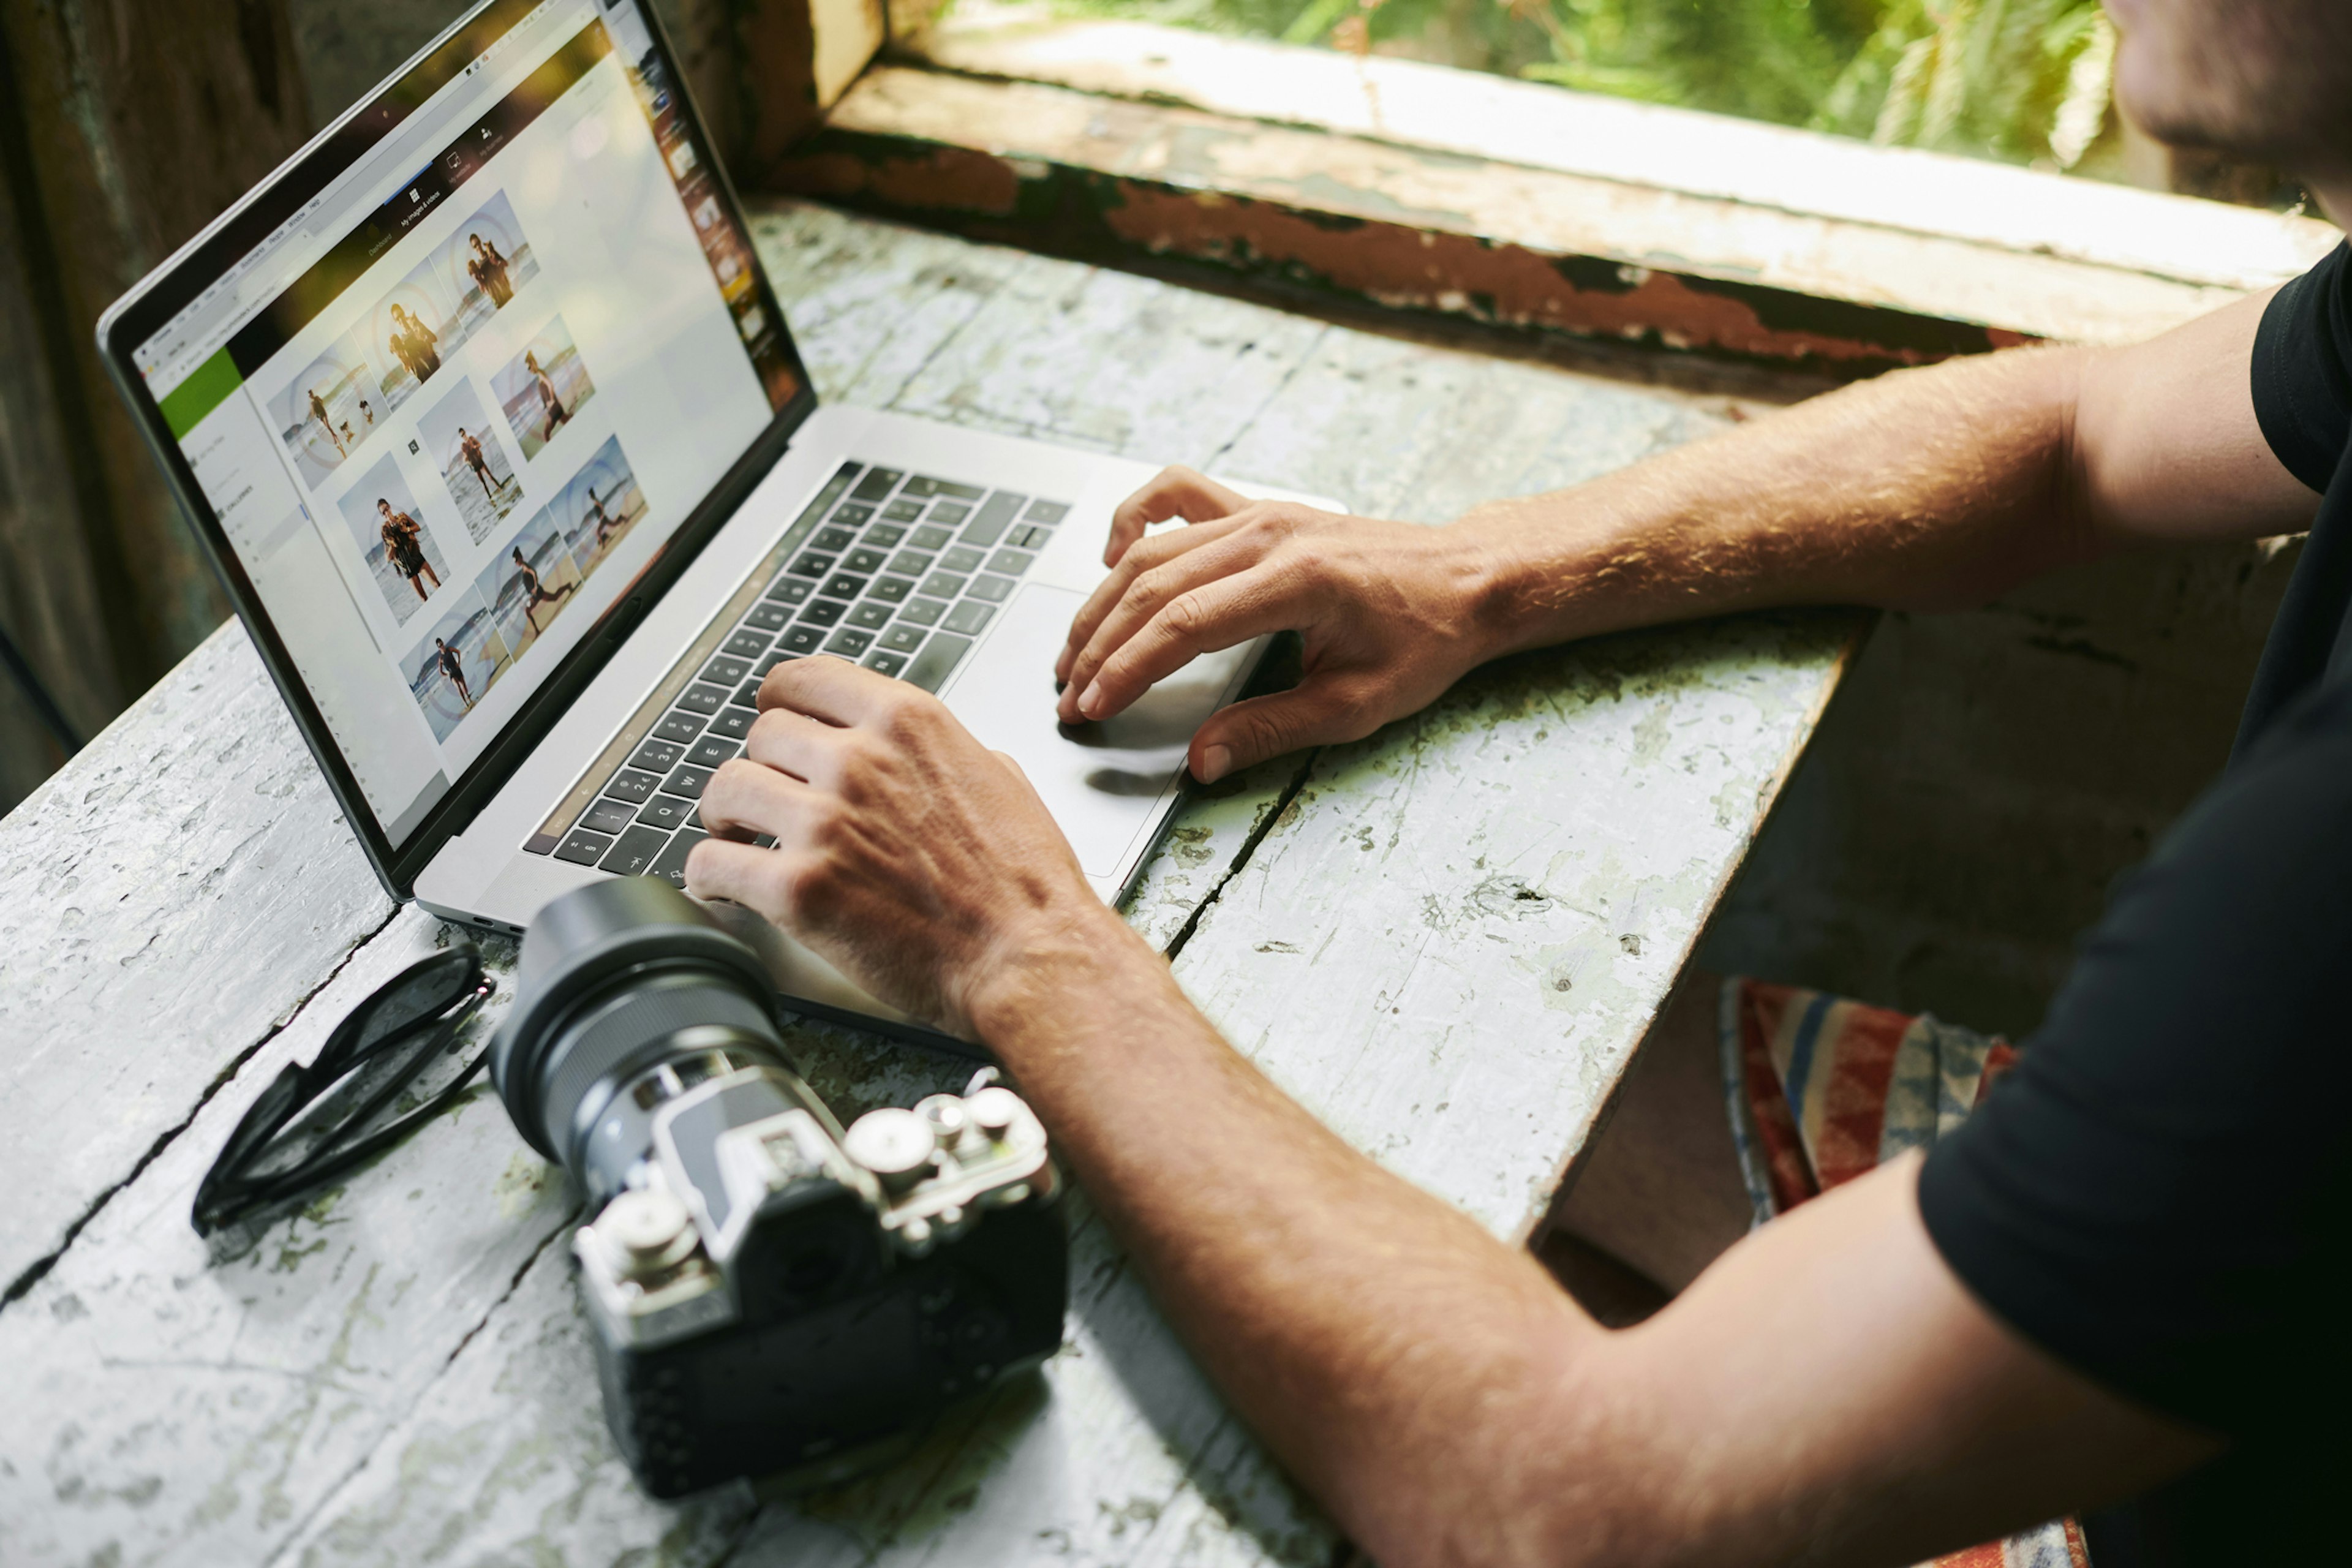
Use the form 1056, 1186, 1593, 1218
495, 880, 1066, 1497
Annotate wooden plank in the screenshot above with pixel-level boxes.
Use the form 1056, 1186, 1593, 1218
785, 67, 2256, 356
915, 14, 2340, 292
0, 203, 1842, 1568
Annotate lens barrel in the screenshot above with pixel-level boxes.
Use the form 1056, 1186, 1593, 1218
494, 880, 789, 1200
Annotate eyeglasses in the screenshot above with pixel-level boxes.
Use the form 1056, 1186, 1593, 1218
192, 944, 496, 1235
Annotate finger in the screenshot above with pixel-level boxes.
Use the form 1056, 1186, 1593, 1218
1081, 568, 1300, 723
758, 652, 911, 728
741, 705, 850, 788
697, 754, 820, 844
685, 838, 807, 927
1056, 511, 1258, 687
1059, 531, 1278, 720
1189, 682, 1378, 783
1104, 466, 1248, 566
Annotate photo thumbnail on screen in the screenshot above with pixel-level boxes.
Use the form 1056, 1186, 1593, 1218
338, 455, 453, 625
417, 379, 524, 543
443, 190, 538, 323
557, 434, 644, 576
492, 314, 595, 460
403, 587, 513, 742
475, 503, 582, 662
269, 327, 392, 489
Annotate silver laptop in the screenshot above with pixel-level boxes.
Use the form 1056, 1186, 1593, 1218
98, 0, 1322, 1049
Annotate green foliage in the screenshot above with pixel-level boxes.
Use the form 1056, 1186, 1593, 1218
1044, 0, 2117, 173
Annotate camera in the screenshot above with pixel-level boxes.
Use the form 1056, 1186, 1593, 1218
492, 879, 1067, 1498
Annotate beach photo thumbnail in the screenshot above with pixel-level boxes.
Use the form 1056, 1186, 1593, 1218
439, 190, 540, 334
366, 253, 467, 404
416, 380, 523, 543
557, 435, 647, 577
401, 589, 513, 743
491, 315, 595, 461
268, 328, 384, 489
475, 505, 583, 662
336, 456, 452, 626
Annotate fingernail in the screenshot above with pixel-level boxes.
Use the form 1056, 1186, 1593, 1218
1078, 679, 1103, 717
1198, 744, 1233, 783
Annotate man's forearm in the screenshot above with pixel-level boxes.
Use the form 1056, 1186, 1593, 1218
970, 920, 1630, 1567
1464, 345, 2100, 657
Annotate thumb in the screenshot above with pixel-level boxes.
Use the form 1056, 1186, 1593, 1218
1191, 684, 1373, 783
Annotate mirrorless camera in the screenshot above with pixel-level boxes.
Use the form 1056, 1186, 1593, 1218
492, 879, 1067, 1497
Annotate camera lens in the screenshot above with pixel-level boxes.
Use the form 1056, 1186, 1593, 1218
492, 879, 791, 1204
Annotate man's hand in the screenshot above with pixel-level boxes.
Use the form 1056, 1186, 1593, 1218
683, 657, 1126, 1037
1055, 467, 1506, 782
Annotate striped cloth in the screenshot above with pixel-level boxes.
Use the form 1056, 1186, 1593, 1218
1717, 978, 2088, 1568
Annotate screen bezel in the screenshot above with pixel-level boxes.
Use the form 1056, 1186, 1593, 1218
94, 0, 818, 901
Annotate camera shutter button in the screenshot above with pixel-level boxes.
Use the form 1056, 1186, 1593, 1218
845, 1107, 937, 1193
967, 1087, 1022, 1140
600, 1189, 696, 1280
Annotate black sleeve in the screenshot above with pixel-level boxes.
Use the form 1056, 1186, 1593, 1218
1917, 681, 2352, 1435
2252, 240, 2352, 496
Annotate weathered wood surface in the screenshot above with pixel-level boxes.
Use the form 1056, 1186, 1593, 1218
0, 200, 1850, 1567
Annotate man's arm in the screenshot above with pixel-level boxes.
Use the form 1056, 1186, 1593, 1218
687, 662, 2217, 1568
1055, 288, 2320, 782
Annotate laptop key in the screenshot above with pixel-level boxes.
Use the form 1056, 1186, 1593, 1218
930, 502, 971, 526
813, 525, 857, 552
780, 625, 824, 655
1026, 499, 1070, 524
724, 630, 772, 660
557, 828, 614, 865
745, 601, 791, 631
850, 469, 901, 502
754, 651, 793, 677
961, 492, 1025, 547
834, 502, 875, 526
579, 799, 636, 836
731, 680, 763, 709
605, 768, 661, 804
897, 595, 948, 627
821, 573, 869, 600
654, 709, 707, 744
637, 794, 695, 832
766, 576, 813, 605
687, 736, 739, 768
676, 683, 728, 715
664, 763, 715, 800
844, 547, 889, 575
904, 633, 973, 693
864, 524, 907, 548
879, 623, 926, 654
888, 549, 935, 576
943, 599, 996, 635
824, 628, 874, 657
881, 500, 922, 522
847, 601, 892, 630
919, 570, 969, 600
862, 650, 908, 679
870, 575, 914, 604
649, 829, 708, 890
986, 548, 1035, 576
903, 475, 978, 499
1006, 525, 1050, 550
798, 598, 843, 627
790, 550, 837, 578
940, 545, 986, 574
968, 573, 1015, 605
910, 523, 953, 551
708, 706, 755, 742
629, 737, 685, 773
598, 825, 672, 877
702, 654, 751, 685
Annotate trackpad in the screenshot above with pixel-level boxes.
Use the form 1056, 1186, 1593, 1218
941, 584, 1251, 879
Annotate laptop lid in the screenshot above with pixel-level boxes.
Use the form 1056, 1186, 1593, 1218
96, 0, 816, 900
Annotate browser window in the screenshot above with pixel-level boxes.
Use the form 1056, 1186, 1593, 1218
132, 0, 796, 846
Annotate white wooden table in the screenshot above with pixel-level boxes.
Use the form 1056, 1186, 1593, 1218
0, 202, 1856, 1567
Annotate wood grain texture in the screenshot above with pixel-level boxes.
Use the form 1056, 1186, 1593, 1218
0, 202, 1845, 1567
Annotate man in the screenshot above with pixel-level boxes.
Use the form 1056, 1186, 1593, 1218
510, 543, 571, 630
306, 388, 344, 459
392, 303, 439, 381
688, 3, 2350, 1562
583, 484, 619, 548
526, 349, 568, 440
468, 232, 514, 307
434, 635, 473, 709
377, 497, 439, 602
456, 425, 500, 503
360, 398, 375, 428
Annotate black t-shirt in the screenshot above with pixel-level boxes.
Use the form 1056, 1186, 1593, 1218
1918, 243, 2352, 1566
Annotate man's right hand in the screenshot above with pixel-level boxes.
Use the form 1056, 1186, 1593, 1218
1055, 466, 1508, 782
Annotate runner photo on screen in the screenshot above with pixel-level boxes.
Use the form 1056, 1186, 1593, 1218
401, 587, 513, 742
557, 434, 646, 575
367, 253, 469, 403
336, 455, 453, 625
473, 502, 582, 660
267, 327, 380, 489
439, 190, 539, 332
415, 379, 523, 543
491, 315, 596, 461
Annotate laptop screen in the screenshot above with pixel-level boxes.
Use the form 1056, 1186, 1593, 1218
122, 0, 799, 852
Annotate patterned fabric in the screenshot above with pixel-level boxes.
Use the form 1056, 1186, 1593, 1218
1716, 978, 2086, 1568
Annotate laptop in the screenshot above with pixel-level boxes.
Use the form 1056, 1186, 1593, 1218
97, 0, 1327, 1049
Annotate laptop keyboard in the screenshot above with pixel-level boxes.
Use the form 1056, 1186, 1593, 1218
523, 460, 1070, 886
